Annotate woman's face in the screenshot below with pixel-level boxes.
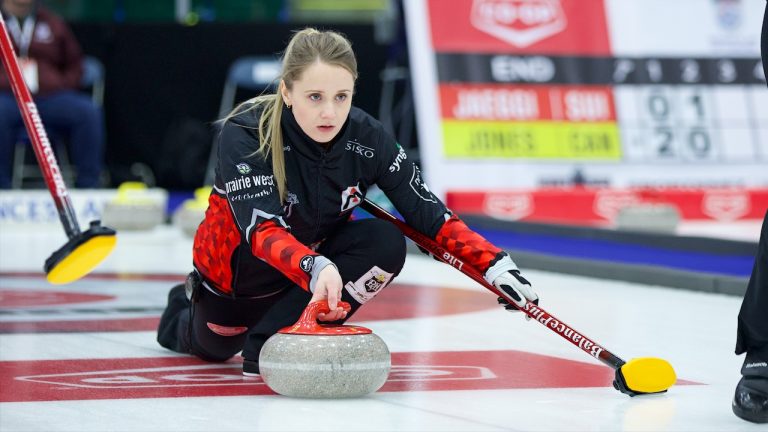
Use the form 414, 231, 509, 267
281, 60, 354, 144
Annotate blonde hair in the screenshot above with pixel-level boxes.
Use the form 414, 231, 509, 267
223, 28, 358, 203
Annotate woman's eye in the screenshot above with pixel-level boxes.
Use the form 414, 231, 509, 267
336, 94, 348, 102
309, 94, 321, 101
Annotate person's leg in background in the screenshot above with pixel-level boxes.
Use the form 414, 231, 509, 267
240, 218, 407, 374
763, 0, 768, 80
731, 2, 768, 424
35, 91, 104, 188
0, 93, 24, 189
733, 209, 768, 423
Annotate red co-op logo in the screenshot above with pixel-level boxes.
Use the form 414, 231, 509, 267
470, 0, 567, 48
16, 365, 496, 389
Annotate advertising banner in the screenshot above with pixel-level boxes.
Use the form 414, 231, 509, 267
404, 0, 768, 200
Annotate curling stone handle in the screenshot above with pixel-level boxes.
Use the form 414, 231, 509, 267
278, 300, 371, 335
292, 300, 352, 333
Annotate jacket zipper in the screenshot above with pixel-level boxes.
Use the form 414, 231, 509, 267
312, 150, 326, 242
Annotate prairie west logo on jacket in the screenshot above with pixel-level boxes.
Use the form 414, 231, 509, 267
470, 0, 567, 48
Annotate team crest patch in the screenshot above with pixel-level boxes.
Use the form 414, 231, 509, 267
300, 255, 314, 273
340, 182, 364, 213
343, 266, 393, 304
410, 165, 437, 203
283, 191, 299, 218
236, 163, 251, 174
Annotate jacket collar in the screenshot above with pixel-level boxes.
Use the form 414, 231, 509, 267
281, 106, 349, 161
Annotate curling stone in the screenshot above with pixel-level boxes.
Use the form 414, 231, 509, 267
172, 186, 210, 237
259, 300, 391, 398
101, 182, 166, 231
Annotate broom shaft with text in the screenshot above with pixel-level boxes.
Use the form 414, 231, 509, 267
0, 12, 116, 284
360, 198, 676, 396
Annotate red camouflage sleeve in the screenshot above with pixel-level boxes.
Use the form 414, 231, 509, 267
250, 220, 319, 292
434, 213, 504, 273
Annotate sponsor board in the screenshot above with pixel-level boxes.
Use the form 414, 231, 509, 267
441, 84, 616, 122
0, 189, 168, 227
429, 0, 611, 55
404, 0, 767, 200
447, 187, 768, 223
442, 121, 621, 159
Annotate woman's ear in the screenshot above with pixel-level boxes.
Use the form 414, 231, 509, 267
280, 80, 291, 107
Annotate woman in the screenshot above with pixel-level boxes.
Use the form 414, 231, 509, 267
157, 28, 538, 376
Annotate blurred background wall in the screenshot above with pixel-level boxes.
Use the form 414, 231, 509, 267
40, 0, 403, 189
11, 0, 766, 233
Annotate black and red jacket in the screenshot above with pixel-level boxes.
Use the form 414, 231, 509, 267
193, 104, 517, 297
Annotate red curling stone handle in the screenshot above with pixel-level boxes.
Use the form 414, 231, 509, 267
278, 300, 372, 335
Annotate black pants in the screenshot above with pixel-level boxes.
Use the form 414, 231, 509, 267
736, 209, 768, 358
157, 218, 406, 362
763, 2, 768, 86
734, 2, 768, 359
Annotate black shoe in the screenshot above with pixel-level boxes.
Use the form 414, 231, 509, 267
157, 284, 192, 351
242, 359, 260, 376
158, 284, 189, 326
733, 376, 768, 423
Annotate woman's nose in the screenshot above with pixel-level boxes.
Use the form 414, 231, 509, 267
320, 102, 336, 119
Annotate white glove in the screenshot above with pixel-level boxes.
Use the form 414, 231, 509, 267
493, 270, 538, 313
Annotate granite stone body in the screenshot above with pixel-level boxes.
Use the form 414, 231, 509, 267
259, 332, 391, 398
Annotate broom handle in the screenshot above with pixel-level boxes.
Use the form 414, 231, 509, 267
359, 198, 626, 370
0, 12, 80, 238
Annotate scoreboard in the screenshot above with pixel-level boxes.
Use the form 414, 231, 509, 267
404, 0, 768, 200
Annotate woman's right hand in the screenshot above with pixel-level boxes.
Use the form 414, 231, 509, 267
310, 264, 347, 321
